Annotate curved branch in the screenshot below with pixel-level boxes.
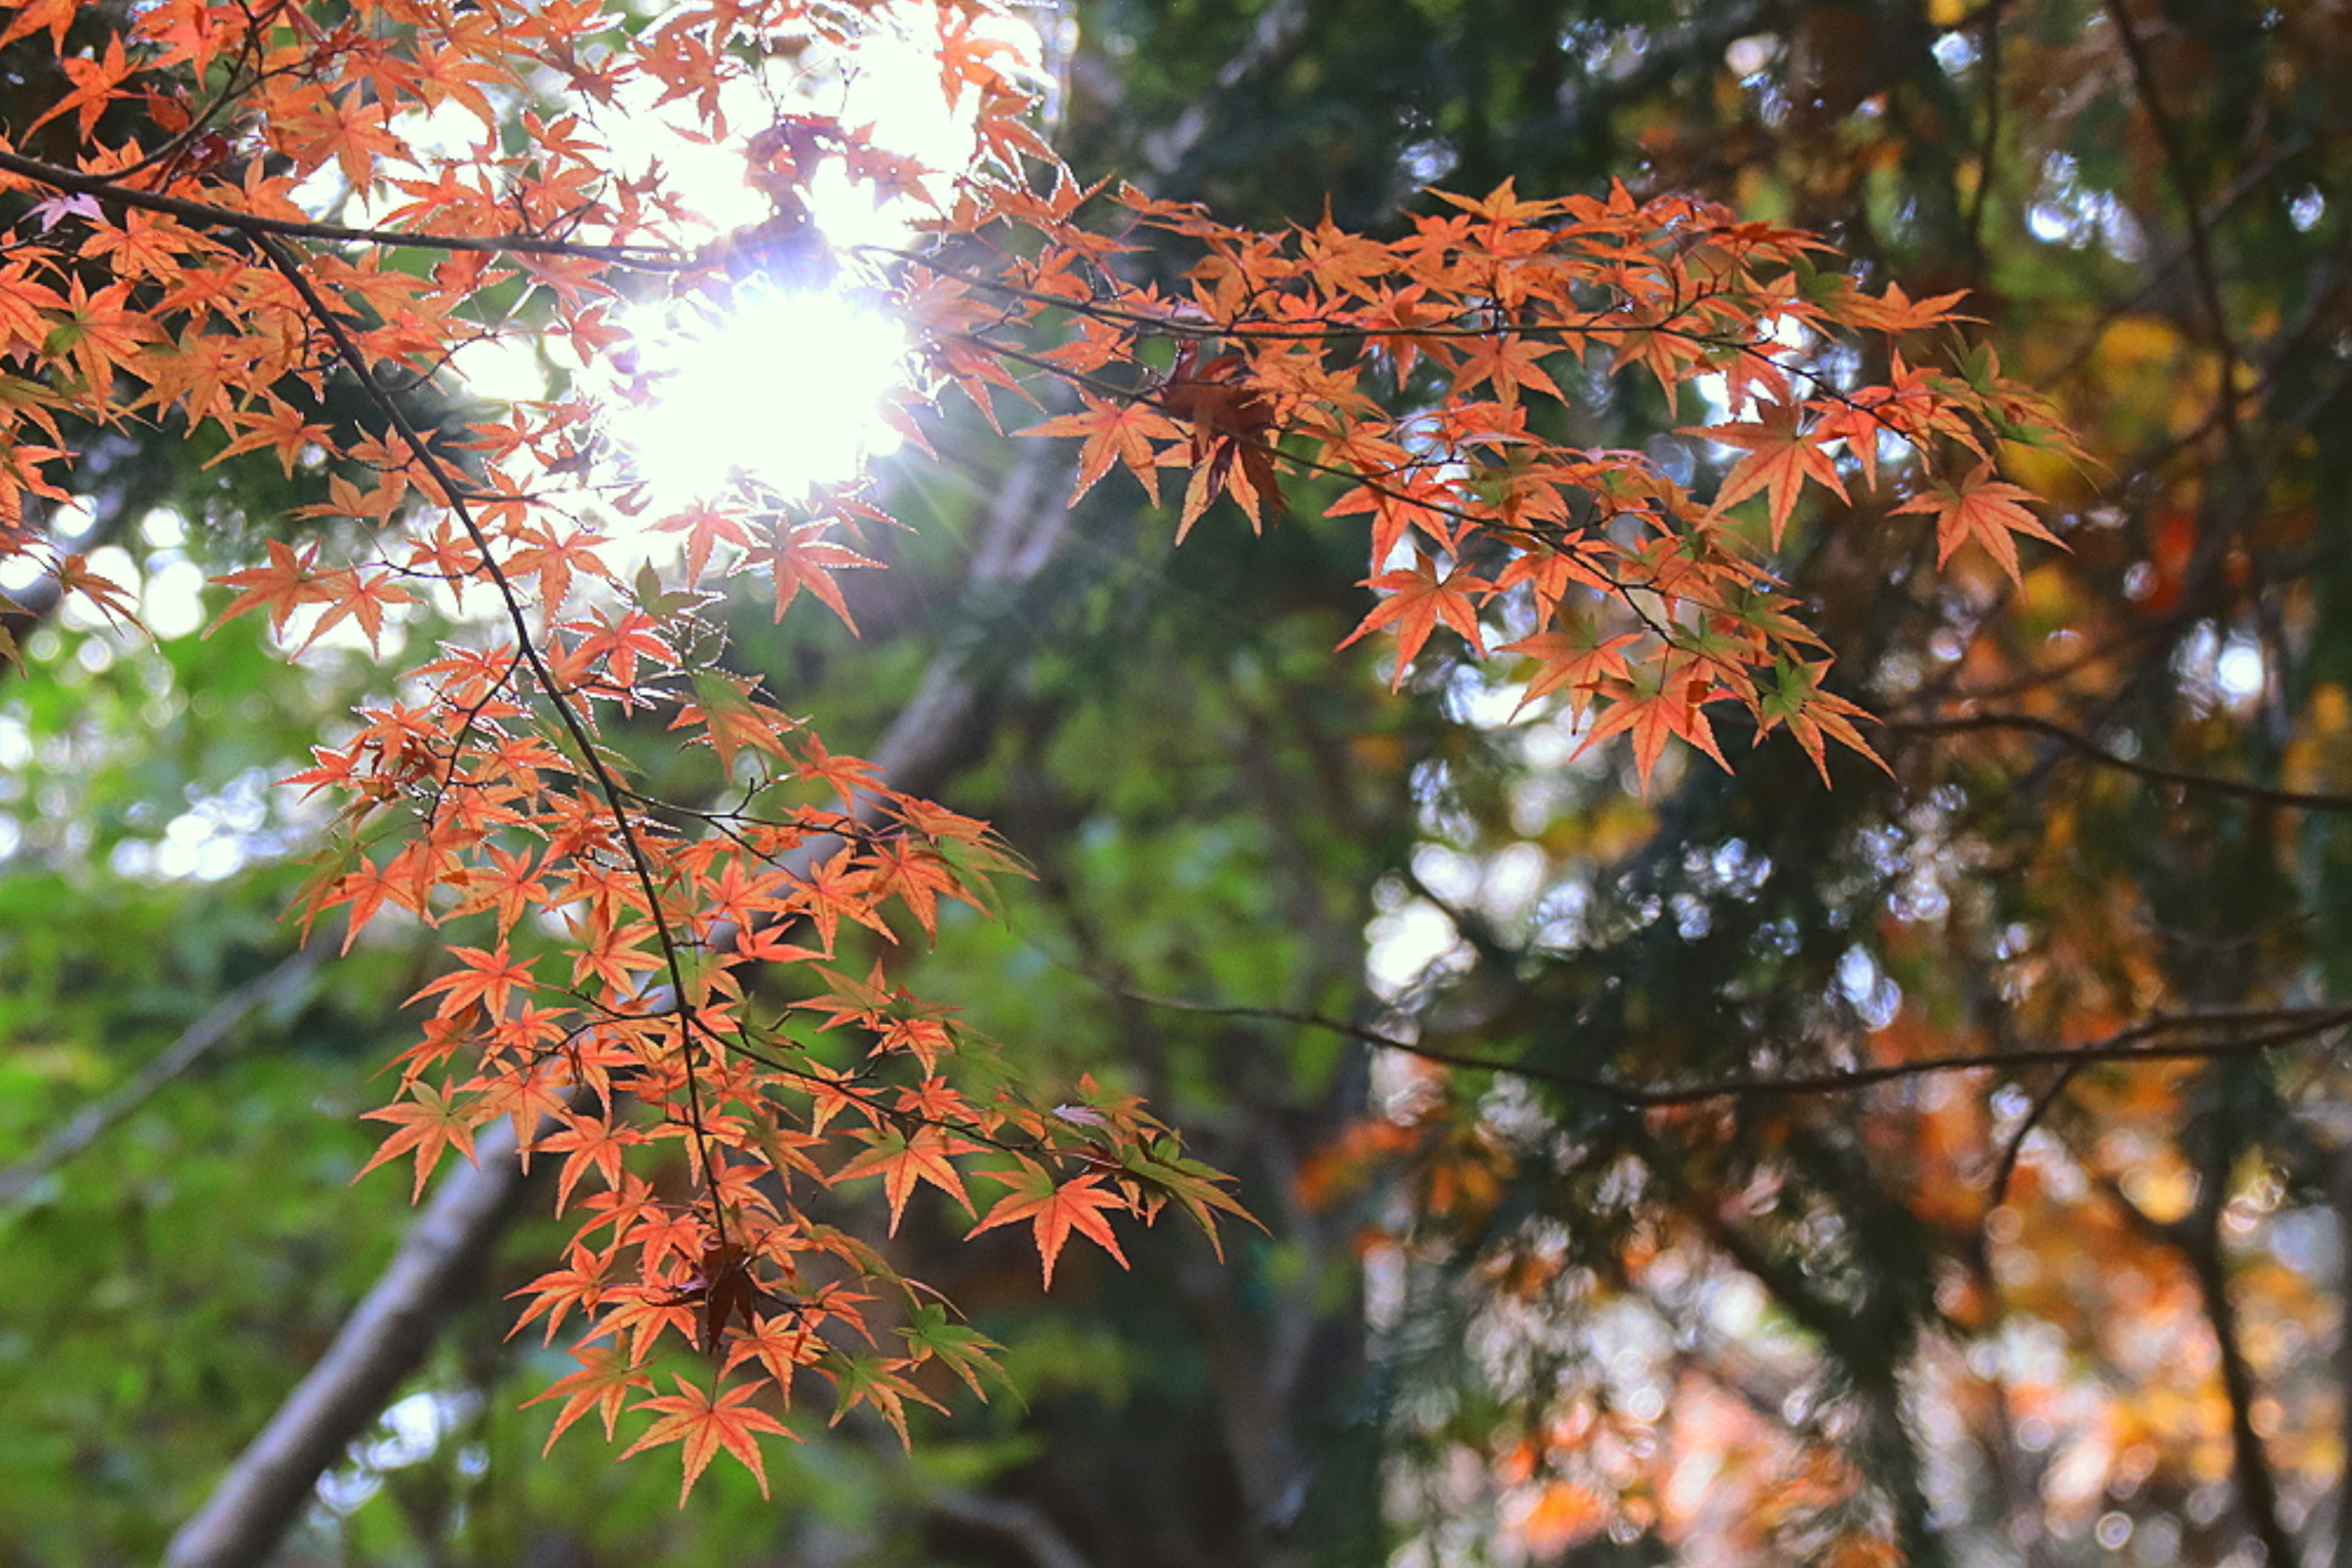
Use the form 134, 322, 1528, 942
162, 1114, 538, 1568
1112, 987, 2352, 1107
1890, 710, 2352, 812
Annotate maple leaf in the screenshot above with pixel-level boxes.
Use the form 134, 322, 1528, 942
1498, 626, 1641, 712
590, 1283, 705, 1363
520, 1343, 653, 1453
969, 1166, 1132, 1287
899, 1303, 1009, 1400
407, 943, 537, 1021
0, 0, 77, 50
1754, 657, 1887, 784
724, 1311, 824, 1393
1694, 398, 1849, 547
835, 1126, 981, 1234
1336, 554, 1490, 688
508, 1242, 617, 1344
824, 1351, 947, 1447
677, 671, 794, 774
1114, 1139, 1258, 1258
353, 1080, 481, 1202
618, 1374, 797, 1506
1579, 669, 1734, 795
1452, 332, 1566, 407
749, 521, 881, 631
1025, 394, 1183, 505
300, 570, 413, 655
1894, 461, 2062, 584
29, 31, 129, 139
208, 540, 336, 639
54, 552, 144, 632
205, 396, 331, 478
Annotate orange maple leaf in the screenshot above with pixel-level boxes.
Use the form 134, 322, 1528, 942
1337, 553, 1490, 687
1894, 461, 2061, 584
835, 1126, 981, 1234
1580, 669, 1734, 794
969, 1166, 1131, 1287
520, 1343, 652, 1453
208, 539, 336, 638
1695, 397, 1849, 546
353, 1080, 481, 1202
617, 1374, 797, 1506
1025, 394, 1183, 505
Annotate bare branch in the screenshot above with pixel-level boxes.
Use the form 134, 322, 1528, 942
1988, 1060, 2082, 1210
2100, 0, 2251, 470
925, 1490, 1099, 1568
1110, 987, 2352, 1107
0, 944, 323, 1208
1890, 710, 2352, 813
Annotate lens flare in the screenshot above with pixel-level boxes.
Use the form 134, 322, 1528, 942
605, 286, 910, 513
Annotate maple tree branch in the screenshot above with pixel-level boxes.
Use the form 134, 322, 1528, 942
2194, 1204, 2299, 1568
1962, 1, 2009, 259
2098, 1167, 2298, 1566
169, 422, 1079, 1568
163, 1113, 541, 1568
0, 146, 696, 268
1988, 1059, 2080, 1209
0, 944, 323, 1207
924, 1488, 1099, 1568
2331, 1150, 2352, 1568
1888, 710, 2352, 812
1112, 988, 2352, 1106
249, 228, 734, 1228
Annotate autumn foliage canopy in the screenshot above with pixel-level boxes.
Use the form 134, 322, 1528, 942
0, 0, 2073, 1501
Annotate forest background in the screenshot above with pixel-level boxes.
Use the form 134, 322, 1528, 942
4, 1, 2350, 1567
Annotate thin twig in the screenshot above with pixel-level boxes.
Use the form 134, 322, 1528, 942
1110, 987, 2352, 1107
2100, 0, 2250, 472
1988, 1059, 2081, 1208
1888, 710, 2352, 812
0, 944, 324, 1207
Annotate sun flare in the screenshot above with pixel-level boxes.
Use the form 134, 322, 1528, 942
603, 286, 911, 513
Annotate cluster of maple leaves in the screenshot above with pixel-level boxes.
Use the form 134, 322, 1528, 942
0, 0, 2074, 1502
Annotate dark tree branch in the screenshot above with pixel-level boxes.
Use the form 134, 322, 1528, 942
163, 1112, 539, 1568
1111, 987, 2352, 1107
0, 146, 696, 268
1988, 1060, 2081, 1210
1889, 710, 2352, 813
2100, 0, 2251, 472
925, 1489, 1099, 1568
2100, 1173, 2299, 1568
2332, 1148, 2352, 1568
